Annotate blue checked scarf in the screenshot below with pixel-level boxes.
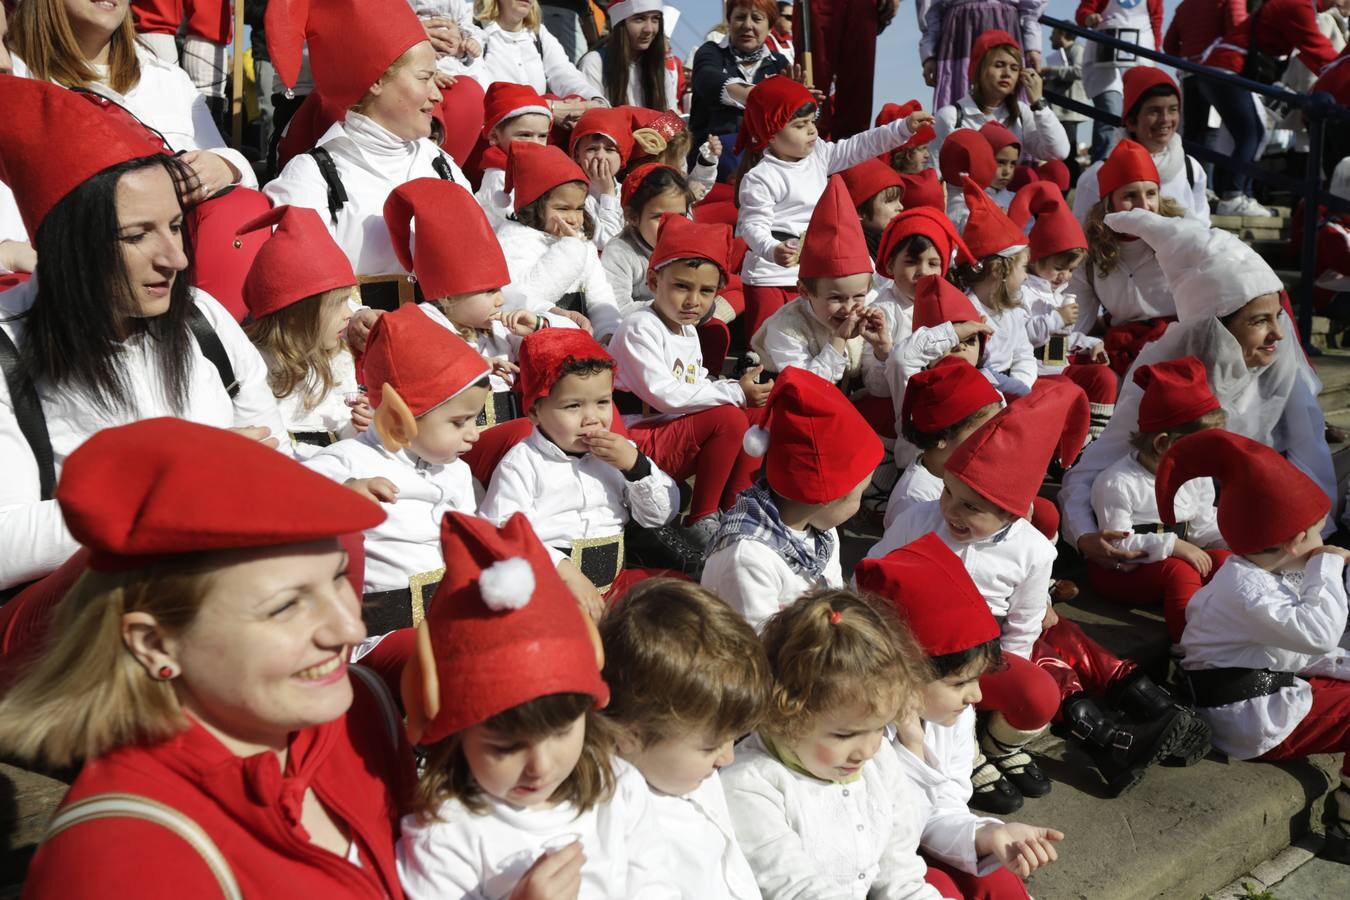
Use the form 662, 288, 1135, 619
706, 481, 837, 581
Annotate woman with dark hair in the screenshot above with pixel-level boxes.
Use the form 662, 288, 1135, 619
579, 0, 678, 110
0, 77, 285, 595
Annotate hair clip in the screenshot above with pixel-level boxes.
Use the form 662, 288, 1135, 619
828, 609, 842, 625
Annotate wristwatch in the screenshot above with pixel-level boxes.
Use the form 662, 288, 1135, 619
1029, 98, 1049, 112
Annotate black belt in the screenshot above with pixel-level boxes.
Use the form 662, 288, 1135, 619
566, 535, 624, 593
477, 390, 522, 429
1184, 667, 1298, 708
555, 291, 586, 315
361, 568, 444, 635
615, 390, 652, 418
770, 229, 799, 243
291, 430, 338, 449
1133, 521, 1188, 538
358, 278, 424, 312
1036, 334, 1068, 367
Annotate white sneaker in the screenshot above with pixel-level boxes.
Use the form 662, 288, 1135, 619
1215, 194, 1275, 218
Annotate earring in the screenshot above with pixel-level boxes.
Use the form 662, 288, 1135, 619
156, 664, 178, 680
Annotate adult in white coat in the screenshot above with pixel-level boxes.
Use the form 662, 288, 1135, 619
477, 0, 606, 126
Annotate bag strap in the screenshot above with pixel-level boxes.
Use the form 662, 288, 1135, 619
0, 325, 56, 501
46, 793, 242, 900
431, 154, 455, 182
348, 663, 402, 750
1184, 154, 1195, 189
307, 146, 348, 223
187, 305, 240, 399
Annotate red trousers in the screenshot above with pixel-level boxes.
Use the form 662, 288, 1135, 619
1088, 551, 1233, 643
1031, 618, 1135, 703
131, 0, 231, 43
629, 405, 768, 523
189, 186, 273, 322
793, 0, 879, 139
698, 320, 731, 379
742, 284, 795, 349
976, 652, 1061, 730
925, 859, 1029, 900
1259, 677, 1350, 777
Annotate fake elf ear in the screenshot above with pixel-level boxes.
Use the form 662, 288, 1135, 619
373, 384, 419, 453
401, 620, 441, 745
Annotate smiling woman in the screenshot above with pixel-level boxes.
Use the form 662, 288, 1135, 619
578, 1, 677, 110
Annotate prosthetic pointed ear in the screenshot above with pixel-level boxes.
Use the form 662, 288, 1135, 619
373, 384, 418, 453
632, 128, 668, 157
400, 620, 441, 746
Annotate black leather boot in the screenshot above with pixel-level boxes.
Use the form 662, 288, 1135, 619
1062, 694, 1191, 797
1109, 669, 1212, 766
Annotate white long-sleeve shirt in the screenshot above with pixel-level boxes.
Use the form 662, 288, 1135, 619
0, 281, 287, 589
1090, 453, 1223, 564
1020, 273, 1103, 376
646, 772, 761, 900
722, 734, 941, 900
577, 51, 680, 110
304, 429, 477, 593
610, 308, 746, 421
738, 119, 916, 286
751, 296, 866, 386
975, 297, 1037, 396
477, 21, 604, 99
476, 166, 514, 230
862, 284, 916, 401
884, 460, 946, 530
496, 220, 622, 340
931, 95, 1069, 167
701, 527, 844, 631
1067, 239, 1175, 335
585, 188, 624, 251
478, 427, 679, 566
1181, 553, 1349, 759
869, 500, 1053, 659
397, 759, 679, 900
600, 228, 656, 318
270, 348, 361, 459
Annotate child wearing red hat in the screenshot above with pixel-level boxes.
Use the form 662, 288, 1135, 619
1162, 430, 1350, 862
610, 215, 774, 542
937, 129, 996, 232
734, 75, 934, 341
569, 106, 642, 249
476, 82, 555, 228
479, 329, 680, 616
238, 205, 363, 457
860, 535, 1064, 894
396, 512, 679, 895
602, 164, 700, 318
839, 159, 906, 260
598, 579, 771, 900
305, 305, 491, 636
876, 100, 938, 174
979, 121, 1021, 210
890, 275, 995, 398
702, 368, 883, 629
899, 169, 948, 213
1089, 358, 1231, 641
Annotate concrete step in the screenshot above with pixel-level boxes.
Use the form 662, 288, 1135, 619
0, 763, 67, 888
1314, 353, 1350, 417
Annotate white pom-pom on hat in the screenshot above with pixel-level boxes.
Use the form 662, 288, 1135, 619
742, 425, 769, 457
479, 557, 535, 611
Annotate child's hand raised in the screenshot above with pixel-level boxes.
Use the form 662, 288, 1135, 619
904, 109, 935, 133
1171, 539, 1213, 577
490, 356, 520, 382
954, 320, 995, 342
976, 822, 1064, 878
705, 133, 723, 159
509, 841, 585, 900
550, 307, 594, 334
858, 307, 893, 356
344, 477, 398, 503
546, 214, 581, 239
1057, 300, 1080, 326
584, 156, 616, 195
739, 367, 773, 407
346, 307, 384, 354
349, 398, 374, 433
583, 429, 639, 472
498, 309, 540, 336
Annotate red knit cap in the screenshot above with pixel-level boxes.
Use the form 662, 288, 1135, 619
1123, 67, 1179, 122
968, 29, 1021, 82
979, 121, 1021, 155
237, 205, 357, 320
1098, 139, 1160, 199
516, 328, 615, 411
1133, 356, 1221, 433
799, 176, 873, 279
482, 82, 552, 137
506, 142, 590, 212
839, 160, 903, 209
569, 107, 637, 167
266, 0, 426, 110
1008, 181, 1087, 260
901, 357, 1001, 434
742, 368, 884, 504
856, 533, 1001, 656
620, 163, 680, 210
961, 176, 1028, 259
384, 179, 509, 299
57, 418, 384, 572
912, 274, 983, 329
362, 305, 491, 416
947, 379, 1090, 518
898, 169, 947, 212
876, 208, 974, 279
938, 130, 996, 188
736, 75, 816, 154
1156, 430, 1329, 555
0, 77, 171, 236
650, 214, 734, 283
875, 99, 938, 151
414, 512, 610, 743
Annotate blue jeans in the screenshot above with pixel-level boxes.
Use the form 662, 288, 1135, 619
1196, 78, 1265, 198
1090, 90, 1122, 162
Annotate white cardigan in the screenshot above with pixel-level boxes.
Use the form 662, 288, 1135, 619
495, 219, 622, 340
478, 21, 603, 99
647, 771, 761, 900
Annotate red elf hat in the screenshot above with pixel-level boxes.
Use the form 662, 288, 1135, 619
1008, 181, 1087, 261
876, 207, 973, 279
979, 121, 1021, 155
1156, 430, 1329, 555
947, 379, 1090, 519
961, 175, 1028, 260
736, 75, 815, 154
482, 82, 552, 137
0, 77, 171, 237
901, 357, 1001, 435
1036, 159, 1071, 193
266, 0, 425, 110
840, 160, 903, 210
968, 29, 1021, 82
912, 274, 983, 330
898, 169, 947, 212
237, 205, 357, 320
410, 512, 609, 744
516, 329, 615, 412
620, 162, 680, 209
939, 130, 996, 189
875, 99, 938, 152
856, 533, 1000, 656
1133, 356, 1221, 433
1098, 139, 1160, 199
1123, 67, 1179, 122
741, 368, 884, 504
506, 142, 590, 212
799, 176, 873, 279
628, 107, 687, 162
57, 418, 384, 572
362, 305, 491, 417
384, 179, 509, 299
569, 107, 637, 167
650, 214, 734, 283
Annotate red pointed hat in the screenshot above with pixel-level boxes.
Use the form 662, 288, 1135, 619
876, 207, 973, 279
384, 179, 509, 299
898, 169, 946, 212
979, 121, 1021, 155
237, 206, 357, 320
902, 357, 1001, 434
362, 305, 491, 416
1036, 159, 1071, 193
912, 274, 983, 329
416, 512, 610, 743
799, 176, 873, 279
947, 379, 1090, 518
57, 418, 384, 572
482, 82, 552, 136
741, 368, 883, 504
650, 214, 734, 282
0, 77, 171, 237
839, 160, 903, 209
1133, 356, 1221, 433
736, 75, 815, 154
1156, 430, 1329, 554
506, 142, 589, 212
1123, 67, 1179, 121
1009, 181, 1087, 260
938, 130, 996, 188
856, 533, 1000, 656
875, 99, 938, 151
620, 162, 680, 209
1098, 139, 1160, 199
266, 0, 426, 110
569, 107, 637, 166
961, 176, 1028, 260
968, 29, 1020, 82
517, 328, 615, 412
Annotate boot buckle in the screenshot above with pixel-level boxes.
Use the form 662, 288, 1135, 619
1111, 732, 1133, 752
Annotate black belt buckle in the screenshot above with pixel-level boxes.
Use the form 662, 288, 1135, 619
569, 535, 624, 593
1132, 521, 1188, 539
476, 390, 522, 429
1038, 334, 1068, 367
358, 278, 423, 312
361, 567, 444, 635
290, 430, 338, 449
